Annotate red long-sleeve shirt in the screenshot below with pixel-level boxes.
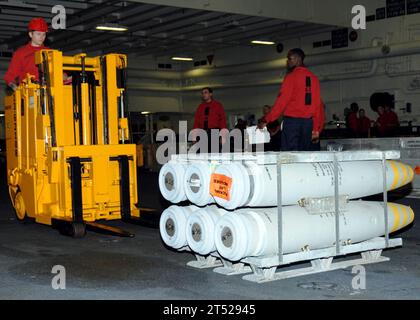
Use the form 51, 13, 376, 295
264, 66, 322, 131
377, 110, 399, 135
357, 116, 371, 136
4, 42, 47, 84
347, 112, 358, 132
193, 99, 227, 130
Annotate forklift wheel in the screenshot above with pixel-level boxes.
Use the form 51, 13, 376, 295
13, 192, 27, 221
71, 223, 86, 238
8, 186, 17, 207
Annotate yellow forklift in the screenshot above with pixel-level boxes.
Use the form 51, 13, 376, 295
4, 49, 141, 237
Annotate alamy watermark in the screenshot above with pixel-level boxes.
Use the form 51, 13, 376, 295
352, 5, 367, 30
155, 121, 267, 165
351, 265, 366, 290
51, 265, 66, 290
51, 5, 66, 30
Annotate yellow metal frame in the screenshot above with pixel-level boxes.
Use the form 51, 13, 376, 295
5, 50, 139, 227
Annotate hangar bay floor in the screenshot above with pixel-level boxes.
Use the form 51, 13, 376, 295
0, 169, 419, 300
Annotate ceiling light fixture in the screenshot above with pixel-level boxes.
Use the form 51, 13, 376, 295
171, 57, 193, 61
96, 24, 128, 32
251, 40, 275, 45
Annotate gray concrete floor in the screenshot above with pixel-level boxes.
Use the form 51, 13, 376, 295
0, 168, 420, 300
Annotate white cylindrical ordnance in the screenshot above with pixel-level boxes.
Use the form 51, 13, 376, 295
159, 161, 187, 203
214, 201, 415, 261
184, 162, 218, 206
159, 205, 199, 249
186, 205, 228, 255
212, 160, 414, 210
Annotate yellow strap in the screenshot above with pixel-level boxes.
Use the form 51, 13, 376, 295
389, 161, 400, 190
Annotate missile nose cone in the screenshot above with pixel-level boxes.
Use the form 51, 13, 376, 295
388, 203, 415, 233
388, 161, 415, 190
409, 165, 415, 182
402, 163, 414, 185
408, 206, 415, 225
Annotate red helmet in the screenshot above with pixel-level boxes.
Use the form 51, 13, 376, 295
28, 18, 48, 32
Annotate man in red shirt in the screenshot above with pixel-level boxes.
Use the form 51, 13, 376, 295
347, 102, 359, 137
4, 17, 49, 91
192, 87, 227, 152
258, 48, 323, 151
375, 99, 400, 137
356, 108, 371, 138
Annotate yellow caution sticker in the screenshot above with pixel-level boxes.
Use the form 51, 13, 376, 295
210, 173, 232, 201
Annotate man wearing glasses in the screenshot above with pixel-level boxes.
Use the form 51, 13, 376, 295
192, 87, 227, 152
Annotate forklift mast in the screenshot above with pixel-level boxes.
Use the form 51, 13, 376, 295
4, 50, 140, 237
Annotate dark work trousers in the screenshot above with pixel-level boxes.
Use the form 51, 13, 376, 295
281, 117, 313, 151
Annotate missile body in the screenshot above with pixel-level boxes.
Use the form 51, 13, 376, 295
214, 201, 415, 261
212, 160, 414, 210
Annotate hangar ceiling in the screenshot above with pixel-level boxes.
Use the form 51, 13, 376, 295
0, 0, 344, 57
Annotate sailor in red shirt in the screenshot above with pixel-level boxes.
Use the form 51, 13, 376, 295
192, 87, 227, 152
376, 105, 399, 137
258, 48, 323, 151
356, 108, 371, 138
347, 103, 359, 137
4, 18, 49, 91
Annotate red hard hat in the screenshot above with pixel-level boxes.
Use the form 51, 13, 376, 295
28, 18, 48, 32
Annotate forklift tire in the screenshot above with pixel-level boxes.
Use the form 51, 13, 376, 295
71, 222, 86, 238
8, 186, 17, 207
13, 192, 27, 221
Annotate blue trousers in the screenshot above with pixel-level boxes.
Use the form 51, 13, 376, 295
281, 117, 313, 151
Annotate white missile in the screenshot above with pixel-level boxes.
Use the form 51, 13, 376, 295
159, 161, 187, 203
159, 205, 199, 249
214, 201, 415, 261
211, 160, 414, 210
186, 205, 228, 255
184, 162, 217, 206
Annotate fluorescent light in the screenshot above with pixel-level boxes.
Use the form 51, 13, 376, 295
141, 111, 151, 115
96, 25, 128, 32
171, 57, 193, 61
251, 40, 275, 45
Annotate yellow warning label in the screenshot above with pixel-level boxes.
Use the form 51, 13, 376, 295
210, 174, 232, 201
